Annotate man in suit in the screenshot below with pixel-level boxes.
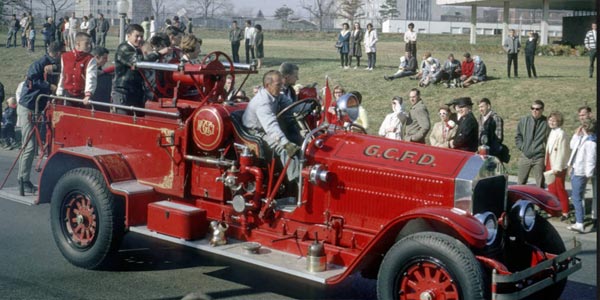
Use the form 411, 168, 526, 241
450, 97, 478, 152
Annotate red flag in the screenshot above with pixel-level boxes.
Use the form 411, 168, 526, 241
323, 76, 333, 124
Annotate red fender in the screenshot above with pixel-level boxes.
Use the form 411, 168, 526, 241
326, 206, 487, 284
39, 147, 158, 226
508, 185, 561, 217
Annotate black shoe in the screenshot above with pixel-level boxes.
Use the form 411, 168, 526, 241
560, 215, 569, 222
21, 180, 37, 194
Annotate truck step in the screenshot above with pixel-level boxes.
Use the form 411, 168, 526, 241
129, 225, 347, 284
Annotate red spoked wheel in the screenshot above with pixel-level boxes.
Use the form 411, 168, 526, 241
398, 259, 460, 300
62, 192, 98, 248
377, 232, 485, 300
51, 168, 124, 269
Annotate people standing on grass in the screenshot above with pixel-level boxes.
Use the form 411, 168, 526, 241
68, 12, 78, 51
584, 23, 597, 78
20, 13, 29, 48
544, 111, 570, 222
253, 24, 264, 69
349, 22, 363, 69
229, 21, 243, 63
6, 14, 20, 48
525, 31, 538, 78
404, 22, 417, 58
244, 20, 256, 64
97, 14, 110, 48
503, 29, 520, 78
337, 23, 351, 69
567, 119, 596, 233
515, 100, 549, 187
364, 23, 378, 70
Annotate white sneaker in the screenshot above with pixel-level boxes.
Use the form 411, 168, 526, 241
369, 67, 373, 71
353, 66, 358, 69
567, 223, 585, 233
365, 67, 370, 70
344, 66, 349, 69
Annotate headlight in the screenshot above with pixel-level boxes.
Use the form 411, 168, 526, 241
475, 211, 498, 246
512, 200, 536, 232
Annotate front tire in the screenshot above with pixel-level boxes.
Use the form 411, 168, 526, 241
377, 232, 485, 300
50, 168, 124, 269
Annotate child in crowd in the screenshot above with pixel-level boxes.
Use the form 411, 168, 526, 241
28, 26, 36, 52
1, 97, 18, 149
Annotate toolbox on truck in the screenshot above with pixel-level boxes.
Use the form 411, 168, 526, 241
147, 201, 207, 240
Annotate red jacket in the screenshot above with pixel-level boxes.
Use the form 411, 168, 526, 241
461, 60, 474, 77
60, 50, 95, 97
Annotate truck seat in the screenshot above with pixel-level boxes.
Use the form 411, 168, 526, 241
229, 110, 268, 160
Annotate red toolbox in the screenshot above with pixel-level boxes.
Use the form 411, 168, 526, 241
147, 201, 207, 240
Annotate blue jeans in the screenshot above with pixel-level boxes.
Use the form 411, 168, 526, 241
571, 175, 587, 224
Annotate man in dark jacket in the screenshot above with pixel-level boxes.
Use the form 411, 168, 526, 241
450, 97, 478, 152
384, 51, 417, 81
112, 24, 170, 115
97, 14, 110, 48
503, 29, 521, 78
515, 99, 549, 187
478, 98, 504, 152
6, 14, 20, 48
17, 42, 62, 194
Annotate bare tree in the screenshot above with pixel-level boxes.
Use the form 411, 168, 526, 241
301, 0, 335, 32
193, 0, 230, 25
2, 0, 29, 15
39, 0, 74, 23
151, 0, 165, 20
337, 0, 364, 24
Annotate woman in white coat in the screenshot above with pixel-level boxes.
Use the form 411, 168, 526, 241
544, 111, 570, 221
364, 23, 378, 70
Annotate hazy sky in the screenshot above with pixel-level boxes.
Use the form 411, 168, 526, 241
237, 0, 306, 18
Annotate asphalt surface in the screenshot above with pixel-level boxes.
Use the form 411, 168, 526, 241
0, 147, 596, 299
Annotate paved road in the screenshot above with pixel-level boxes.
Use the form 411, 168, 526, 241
0, 148, 596, 299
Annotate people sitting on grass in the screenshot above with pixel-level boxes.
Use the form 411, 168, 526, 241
462, 56, 487, 87
384, 51, 417, 81
441, 53, 462, 88
459, 52, 474, 86
419, 57, 442, 87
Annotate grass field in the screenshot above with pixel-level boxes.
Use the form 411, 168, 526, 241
0, 28, 596, 174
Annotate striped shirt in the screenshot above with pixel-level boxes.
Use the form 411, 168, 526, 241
585, 29, 596, 50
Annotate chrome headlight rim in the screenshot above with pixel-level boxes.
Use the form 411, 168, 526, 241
512, 200, 536, 232
475, 211, 498, 246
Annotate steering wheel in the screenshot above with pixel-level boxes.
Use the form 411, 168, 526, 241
349, 123, 367, 134
276, 98, 321, 120
200, 51, 235, 74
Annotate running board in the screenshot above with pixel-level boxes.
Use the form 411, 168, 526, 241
0, 186, 37, 205
129, 226, 347, 284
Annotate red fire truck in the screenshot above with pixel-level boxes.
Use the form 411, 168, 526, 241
24, 52, 579, 299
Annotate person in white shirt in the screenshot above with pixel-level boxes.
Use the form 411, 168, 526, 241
364, 23, 378, 70
68, 12, 78, 51
404, 22, 417, 58
150, 16, 156, 38
584, 23, 597, 78
567, 119, 596, 233
244, 20, 256, 64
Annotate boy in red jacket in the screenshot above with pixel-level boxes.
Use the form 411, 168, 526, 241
57, 32, 97, 105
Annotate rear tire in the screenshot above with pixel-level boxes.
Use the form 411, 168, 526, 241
377, 232, 485, 300
50, 168, 124, 269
